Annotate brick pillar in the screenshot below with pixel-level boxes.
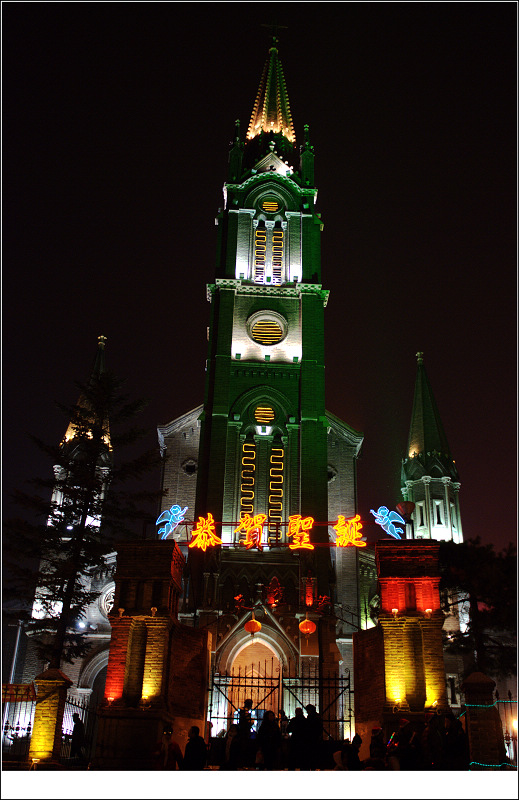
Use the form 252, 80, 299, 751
420, 616, 449, 708
142, 617, 170, 702
103, 615, 132, 703
461, 672, 506, 769
379, 616, 409, 711
29, 668, 72, 762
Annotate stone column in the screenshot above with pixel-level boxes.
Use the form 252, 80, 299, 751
29, 668, 72, 763
422, 476, 432, 537
442, 476, 452, 538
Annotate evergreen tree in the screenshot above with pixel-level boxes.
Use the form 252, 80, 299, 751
3, 369, 162, 669
439, 537, 517, 679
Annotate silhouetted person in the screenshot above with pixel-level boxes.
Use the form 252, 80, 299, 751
155, 728, 183, 770
183, 725, 207, 770
257, 710, 282, 770
443, 712, 470, 770
221, 724, 240, 770
70, 713, 85, 759
237, 698, 254, 768
421, 713, 444, 770
287, 707, 308, 770
304, 704, 323, 770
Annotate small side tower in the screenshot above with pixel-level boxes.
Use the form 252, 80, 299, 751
23, 336, 116, 707
401, 352, 463, 543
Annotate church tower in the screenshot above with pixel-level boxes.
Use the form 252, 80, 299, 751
157, 36, 370, 737
401, 352, 463, 544
190, 35, 333, 607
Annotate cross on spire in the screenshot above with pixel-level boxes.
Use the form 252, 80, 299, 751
261, 21, 288, 48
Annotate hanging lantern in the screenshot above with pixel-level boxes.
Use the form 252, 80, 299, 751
299, 612, 316, 638
244, 611, 261, 638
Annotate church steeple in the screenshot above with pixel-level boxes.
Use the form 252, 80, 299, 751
240, 36, 298, 171
62, 335, 111, 453
401, 353, 462, 543
246, 36, 295, 145
404, 351, 457, 479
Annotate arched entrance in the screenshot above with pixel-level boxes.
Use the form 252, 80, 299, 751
209, 635, 283, 737
228, 640, 281, 733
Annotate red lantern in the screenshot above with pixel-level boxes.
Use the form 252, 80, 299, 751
244, 611, 261, 638
299, 613, 316, 638
396, 502, 415, 521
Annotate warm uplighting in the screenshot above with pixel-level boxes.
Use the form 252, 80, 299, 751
392, 608, 399, 617
107, 696, 114, 705
425, 608, 432, 617
513, 719, 518, 731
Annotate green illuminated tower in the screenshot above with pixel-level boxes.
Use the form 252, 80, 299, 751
157, 38, 371, 726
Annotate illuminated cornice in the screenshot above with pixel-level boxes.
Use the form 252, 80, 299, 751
207, 279, 329, 307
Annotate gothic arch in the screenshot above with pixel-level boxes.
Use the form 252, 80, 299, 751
216, 616, 298, 675
78, 644, 110, 689
229, 384, 296, 425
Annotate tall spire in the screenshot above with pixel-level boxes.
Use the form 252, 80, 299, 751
404, 352, 458, 479
62, 335, 111, 451
246, 37, 295, 143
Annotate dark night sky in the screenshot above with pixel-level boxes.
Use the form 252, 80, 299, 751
3, 3, 517, 554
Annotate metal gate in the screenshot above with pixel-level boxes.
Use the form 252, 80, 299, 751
208, 658, 281, 737
208, 663, 353, 742
61, 693, 98, 763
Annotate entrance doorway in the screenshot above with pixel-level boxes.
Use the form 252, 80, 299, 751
209, 640, 281, 737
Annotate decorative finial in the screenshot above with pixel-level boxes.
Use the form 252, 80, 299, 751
98, 335, 107, 348
234, 119, 241, 141
416, 351, 424, 365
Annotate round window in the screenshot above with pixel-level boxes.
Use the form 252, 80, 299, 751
247, 311, 287, 346
262, 198, 280, 213
254, 406, 275, 424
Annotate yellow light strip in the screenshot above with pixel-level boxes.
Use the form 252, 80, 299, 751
239, 442, 256, 539
255, 406, 275, 423
268, 447, 284, 543
254, 228, 266, 281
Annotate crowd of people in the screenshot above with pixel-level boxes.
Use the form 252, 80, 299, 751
154, 706, 470, 771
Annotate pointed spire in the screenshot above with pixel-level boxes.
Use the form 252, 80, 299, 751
246, 39, 295, 143
62, 335, 111, 451
91, 334, 107, 381
405, 352, 457, 476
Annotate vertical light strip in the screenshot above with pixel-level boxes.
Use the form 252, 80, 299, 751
271, 228, 283, 284
254, 227, 266, 282
239, 441, 256, 540
268, 447, 284, 546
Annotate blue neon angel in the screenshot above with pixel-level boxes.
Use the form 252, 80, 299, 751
156, 504, 188, 540
370, 506, 405, 539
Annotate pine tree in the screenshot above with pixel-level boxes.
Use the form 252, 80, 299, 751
439, 537, 517, 679
4, 368, 162, 669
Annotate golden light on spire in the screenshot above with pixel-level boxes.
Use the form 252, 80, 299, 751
247, 44, 295, 143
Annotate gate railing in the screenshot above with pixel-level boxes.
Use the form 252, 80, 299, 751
2, 684, 36, 761
208, 665, 353, 743
60, 693, 97, 762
